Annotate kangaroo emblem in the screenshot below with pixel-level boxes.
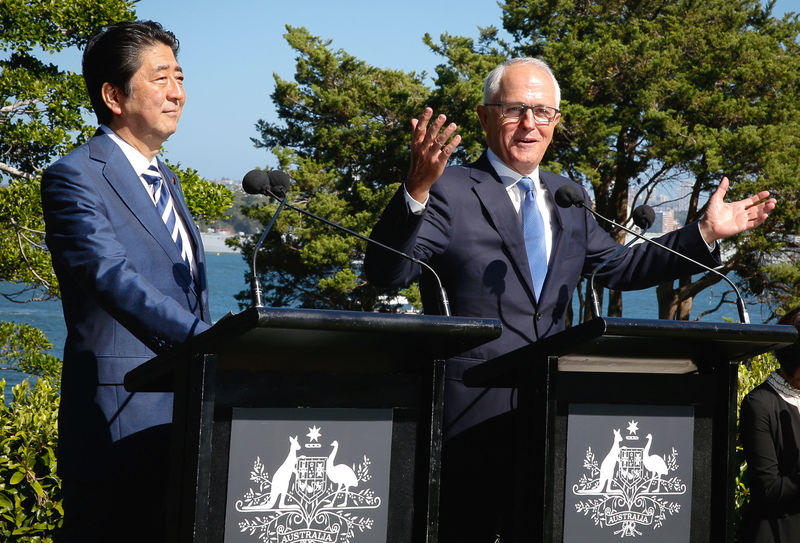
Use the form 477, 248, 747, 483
265, 435, 301, 509
594, 428, 622, 493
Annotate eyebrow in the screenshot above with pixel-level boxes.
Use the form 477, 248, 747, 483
153, 63, 184, 73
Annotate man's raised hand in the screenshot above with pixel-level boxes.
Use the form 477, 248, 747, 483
405, 107, 461, 203
699, 176, 776, 243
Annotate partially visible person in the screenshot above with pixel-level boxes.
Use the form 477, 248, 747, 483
740, 307, 800, 542
41, 21, 210, 542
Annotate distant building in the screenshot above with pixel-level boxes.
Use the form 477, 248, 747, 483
661, 208, 679, 233
210, 178, 240, 191
201, 229, 240, 254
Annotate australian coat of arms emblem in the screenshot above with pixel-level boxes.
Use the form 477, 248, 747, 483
571, 420, 687, 538
233, 425, 382, 543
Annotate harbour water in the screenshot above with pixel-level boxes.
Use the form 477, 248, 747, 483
0, 251, 774, 394
0, 251, 251, 393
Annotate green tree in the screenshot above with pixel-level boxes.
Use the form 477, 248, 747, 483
0, 377, 62, 541
423, 29, 510, 162
1, 0, 138, 299
247, 26, 432, 310
208, 189, 263, 236
165, 160, 232, 226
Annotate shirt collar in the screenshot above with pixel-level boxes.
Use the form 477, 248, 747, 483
99, 125, 159, 176
486, 148, 540, 189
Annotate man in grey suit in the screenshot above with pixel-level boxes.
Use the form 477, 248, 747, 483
365, 57, 776, 541
41, 21, 209, 542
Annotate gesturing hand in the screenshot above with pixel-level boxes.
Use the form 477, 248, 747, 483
699, 177, 776, 243
405, 107, 461, 203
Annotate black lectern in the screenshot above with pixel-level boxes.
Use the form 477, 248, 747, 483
463, 317, 797, 543
125, 307, 500, 543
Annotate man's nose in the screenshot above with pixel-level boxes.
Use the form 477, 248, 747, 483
168, 78, 185, 101
519, 107, 537, 128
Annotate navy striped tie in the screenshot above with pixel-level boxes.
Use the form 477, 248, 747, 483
142, 165, 190, 268
518, 176, 547, 299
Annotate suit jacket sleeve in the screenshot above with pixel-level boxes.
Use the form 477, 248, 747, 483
364, 185, 430, 287
573, 183, 720, 290
365, 174, 719, 293
42, 155, 210, 354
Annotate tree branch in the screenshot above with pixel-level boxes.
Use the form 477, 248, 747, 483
0, 161, 35, 179
0, 98, 39, 114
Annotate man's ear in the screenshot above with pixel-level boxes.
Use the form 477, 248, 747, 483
552, 112, 561, 130
101, 82, 123, 116
477, 104, 488, 132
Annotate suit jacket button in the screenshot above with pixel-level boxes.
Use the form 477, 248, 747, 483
535, 312, 543, 321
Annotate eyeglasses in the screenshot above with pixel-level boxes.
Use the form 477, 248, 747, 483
484, 103, 560, 124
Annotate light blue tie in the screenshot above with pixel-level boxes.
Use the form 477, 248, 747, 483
518, 176, 547, 299
142, 165, 189, 268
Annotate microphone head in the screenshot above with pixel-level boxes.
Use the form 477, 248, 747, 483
554, 183, 584, 208
632, 205, 656, 230
267, 170, 293, 198
242, 169, 270, 195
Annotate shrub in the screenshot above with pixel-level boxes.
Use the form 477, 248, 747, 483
1, 320, 62, 541
0, 377, 62, 542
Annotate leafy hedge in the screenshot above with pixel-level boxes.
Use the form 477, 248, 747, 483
0, 378, 62, 542
1, 321, 63, 542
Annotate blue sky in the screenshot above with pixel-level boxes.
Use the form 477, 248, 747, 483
110, 0, 509, 181
48, 0, 797, 182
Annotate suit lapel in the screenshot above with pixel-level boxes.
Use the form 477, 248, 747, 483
89, 137, 177, 259
469, 155, 538, 304
88, 134, 205, 308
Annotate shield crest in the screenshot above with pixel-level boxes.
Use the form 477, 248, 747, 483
294, 456, 328, 503
618, 447, 644, 485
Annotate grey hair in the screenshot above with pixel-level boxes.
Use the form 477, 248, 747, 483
483, 57, 561, 108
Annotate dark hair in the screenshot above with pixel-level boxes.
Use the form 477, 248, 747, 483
82, 20, 180, 125
775, 306, 800, 374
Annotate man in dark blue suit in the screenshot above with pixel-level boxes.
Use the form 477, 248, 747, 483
41, 21, 209, 542
365, 57, 775, 541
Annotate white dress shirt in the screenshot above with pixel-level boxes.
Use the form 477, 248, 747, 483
100, 125, 196, 272
404, 148, 556, 262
